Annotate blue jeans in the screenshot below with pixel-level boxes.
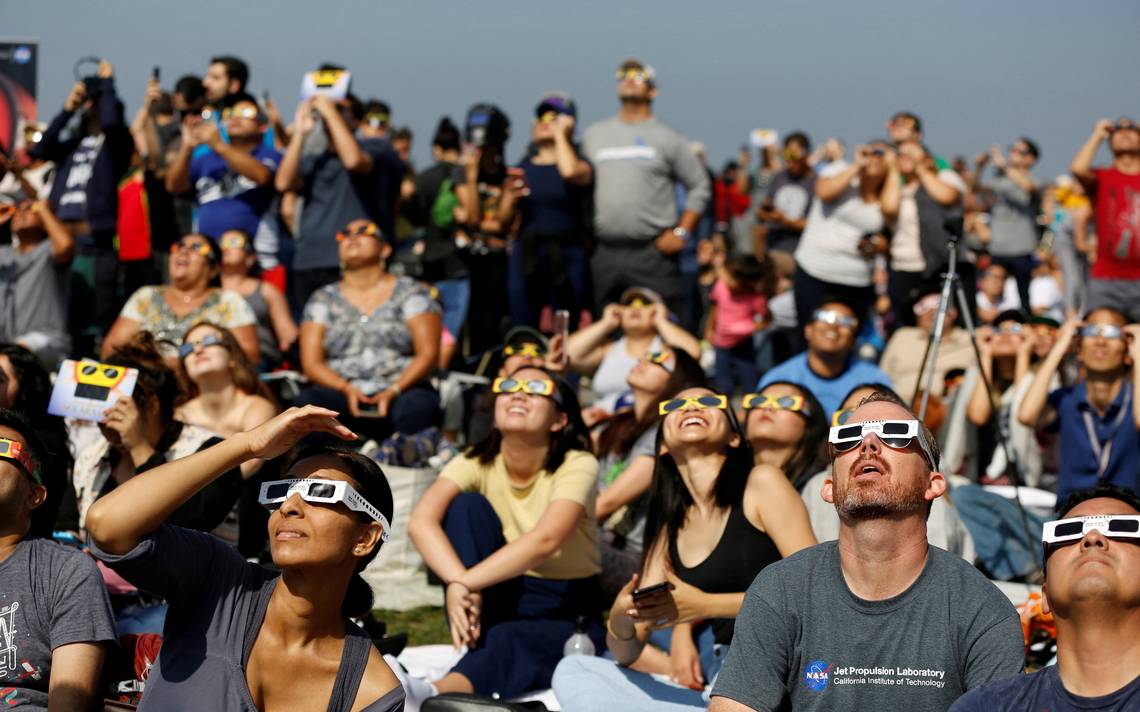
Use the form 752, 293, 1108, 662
434, 278, 471, 341
714, 340, 759, 396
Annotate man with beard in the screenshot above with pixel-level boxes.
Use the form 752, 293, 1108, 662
709, 391, 1023, 711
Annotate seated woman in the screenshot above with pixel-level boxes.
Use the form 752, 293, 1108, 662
741, 380, 827, 491
103, 233, 260, 364
407, 366, 602, 702
218, 228, 298, 371
553, 386, 816, 711
85, 406, 405, 711
298, 219, 441, 442
567, 287, 701, 418
595, 349, 707, 597
73, 332, 242, 536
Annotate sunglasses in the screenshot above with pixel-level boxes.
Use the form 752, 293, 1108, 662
615, 69, 651, 83
742, 392, 810, 415
1080, 324, 1123, 339
172, 241, 216, 260
1042, 515, 1140, 556
0, 438, 40, 485
178, 333, 226, 359
259, 478, 390, 541
502, 343, 544, 359
336, 223, 381, 242
645, 351, 674, 373
659, 394, 729, 416
219, 233, 248, 250
813, 309, 858, 330
492, 377, 558, 400
222, 106, 262, 121
829, 419, 938, 469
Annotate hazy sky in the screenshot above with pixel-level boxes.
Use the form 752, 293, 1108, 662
4, 0, 1139, 178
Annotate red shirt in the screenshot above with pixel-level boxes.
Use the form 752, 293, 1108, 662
1090, 167, 1140, 279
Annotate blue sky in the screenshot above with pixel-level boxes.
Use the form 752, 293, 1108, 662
4, 0, 1139, 178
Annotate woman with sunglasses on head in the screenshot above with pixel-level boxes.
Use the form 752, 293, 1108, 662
567, 286, 701, 419
407, 367, 601, 703
740, 380, 827, 491
219, 228, 298, 370
297, 218, 442, 443
595, 349, 707, 597
73, 332, 244, 537
102, 233, 260, 364
497, 92, 592, 331
84, 405, 405, 711
555, 386, 815, 709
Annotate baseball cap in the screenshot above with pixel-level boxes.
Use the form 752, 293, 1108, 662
502, 326, 549, 356
1029, 314, 1061, 329
535, 91, 576, 120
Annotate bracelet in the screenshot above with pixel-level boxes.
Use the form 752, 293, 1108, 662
607, 618, 636, 642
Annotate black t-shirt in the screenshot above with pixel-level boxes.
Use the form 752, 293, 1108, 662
412, 161, 467, 281
517, 157, 587, 239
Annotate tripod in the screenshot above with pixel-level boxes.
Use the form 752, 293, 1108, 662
911, 237, 1043, 579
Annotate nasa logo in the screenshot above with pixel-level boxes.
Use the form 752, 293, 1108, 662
803, 659, 831, 692
12, 46, 32, 65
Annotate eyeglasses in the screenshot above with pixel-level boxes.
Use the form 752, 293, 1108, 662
659, 394, 729, 416
178, 333, 226, 359
1042, 515, 1140, 556
996, 323, 1024, 335
172, 241, 216, 260
615, 68, 651, 83
219, 233, 248, 250
1080, 324, 1123, 340
502, 343, 544, 359
0, 438, 40, 485
259, 478, 390, 542
222, 106, 261, 121
742, 392, 810, 416
644, 351, 674, 373
813, 309, 858, 330
829, 419, 938, 469
492, 377, 558, 400
336, 223, 382, 242
832, 407, 856, 426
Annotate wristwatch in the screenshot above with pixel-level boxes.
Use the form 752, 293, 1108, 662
672, 226, 689, 240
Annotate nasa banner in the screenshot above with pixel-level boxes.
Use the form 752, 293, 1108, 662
0, 40, 37, 153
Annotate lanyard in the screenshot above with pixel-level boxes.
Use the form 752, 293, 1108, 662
1081, 381, 1132, 481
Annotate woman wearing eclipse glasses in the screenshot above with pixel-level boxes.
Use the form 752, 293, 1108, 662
85, 405, 405, 712
407, 366, 600, 702
558, 385, 816, 708
740, 380, 827, 491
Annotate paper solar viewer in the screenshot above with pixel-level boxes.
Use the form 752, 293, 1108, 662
47, 360, 139, 422
300, 69, 351, 101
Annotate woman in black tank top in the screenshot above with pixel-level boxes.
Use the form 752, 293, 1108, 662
602, 386, 817, 693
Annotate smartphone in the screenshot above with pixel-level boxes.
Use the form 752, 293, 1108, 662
552, 309, 570, 367
152, 66, 161, 82
632, 581, 674, 601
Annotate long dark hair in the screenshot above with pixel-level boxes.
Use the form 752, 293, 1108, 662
597, 350, 708, 460
745, 380, 828, 489
640, 387, 754, 573
465, 367, 592, 472
286, 445, 395, 619
0, 344, 74, 536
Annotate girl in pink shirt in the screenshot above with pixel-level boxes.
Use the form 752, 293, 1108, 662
707, 255, 774, 394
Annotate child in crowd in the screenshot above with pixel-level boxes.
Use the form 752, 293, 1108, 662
706, 255, 774, 395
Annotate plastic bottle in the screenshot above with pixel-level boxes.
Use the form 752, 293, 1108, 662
562, 615, 595, 657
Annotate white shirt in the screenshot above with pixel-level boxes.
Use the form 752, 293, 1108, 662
794, 160, 884, 287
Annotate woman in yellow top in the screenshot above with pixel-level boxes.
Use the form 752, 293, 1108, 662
408, 365, 600, 701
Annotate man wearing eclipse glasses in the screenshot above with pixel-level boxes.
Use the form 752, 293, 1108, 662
1019, 307, 1140, 507
951, 485, 1140, 711
0, 409, 116, 710
710, 390, 1022, 711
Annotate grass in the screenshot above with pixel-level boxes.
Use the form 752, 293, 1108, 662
373, 606, 451, 646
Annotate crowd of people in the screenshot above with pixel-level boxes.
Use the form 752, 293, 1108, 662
0, 49, 1138, 711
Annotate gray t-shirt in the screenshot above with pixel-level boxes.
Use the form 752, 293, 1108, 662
582, 115, 711, 241
988, 173, 1040, 257
0, 240, 70, 346
90, 525, 404, 712
764, 170, 816, 254
711, 541, 1023, 711
597, 422, 658, 552
0, 537, 116, 711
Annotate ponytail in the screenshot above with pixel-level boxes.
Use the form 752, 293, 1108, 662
342, 569, 375, 619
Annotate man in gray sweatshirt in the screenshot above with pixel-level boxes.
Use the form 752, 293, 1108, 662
582, 58, 711, 316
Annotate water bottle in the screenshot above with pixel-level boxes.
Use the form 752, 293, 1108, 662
562, 615, 595, 657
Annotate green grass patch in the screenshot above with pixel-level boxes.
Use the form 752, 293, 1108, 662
373, 606, 451, 646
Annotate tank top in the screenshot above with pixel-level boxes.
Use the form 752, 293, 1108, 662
668, 502, 782, 644
241, 284, 281, 366
591, 335, 663, 412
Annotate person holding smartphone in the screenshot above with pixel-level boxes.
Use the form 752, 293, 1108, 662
553, 385, 816, 710
498, 92, 593, 331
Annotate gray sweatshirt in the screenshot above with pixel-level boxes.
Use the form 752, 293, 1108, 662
582, 115, 711, 241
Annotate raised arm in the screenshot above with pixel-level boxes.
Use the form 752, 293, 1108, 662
1018, 318, 1078, 429
652, 303, 702, 358
553, 115, 592, 186
567, 304, 622, 374
312, 95, 372, 174
1072, 120, 1112, 192
209, 130, 272, 186
85, 406, 355, 554
274, 101, 315, 193
164, 119, 198, 195
988, 145, 1039, 197
815, 160, 860, 203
